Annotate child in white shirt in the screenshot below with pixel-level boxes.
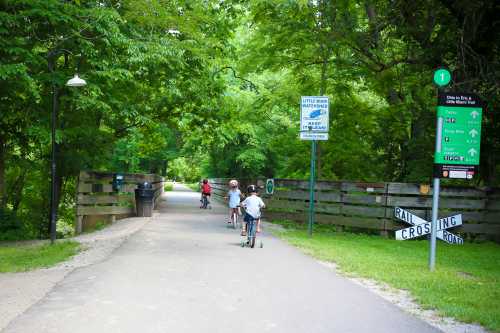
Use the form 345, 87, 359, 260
225, 179, 242, 224
241, 184, 265, 236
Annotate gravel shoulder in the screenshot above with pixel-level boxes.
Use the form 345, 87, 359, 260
0, 214, 153, 331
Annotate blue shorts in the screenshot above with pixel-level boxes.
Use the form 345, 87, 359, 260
244, 213, 257, 223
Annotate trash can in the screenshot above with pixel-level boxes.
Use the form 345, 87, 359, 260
135, 182, 155, 217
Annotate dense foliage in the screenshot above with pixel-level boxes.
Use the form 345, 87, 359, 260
0, 0, 498, 240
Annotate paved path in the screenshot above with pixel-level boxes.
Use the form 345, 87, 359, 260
3, 185, 440, 333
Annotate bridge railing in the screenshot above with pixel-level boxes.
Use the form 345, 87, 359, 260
75, 171, 164, 233
209, 178, 500, 240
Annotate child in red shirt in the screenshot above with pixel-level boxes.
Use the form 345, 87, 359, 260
200, 179, 212, 209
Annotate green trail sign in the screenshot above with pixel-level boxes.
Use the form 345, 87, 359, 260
265, 179, 274, 195
433, 68, 451, 87
434, 93, 483, 179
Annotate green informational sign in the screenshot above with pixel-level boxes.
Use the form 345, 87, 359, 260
434, 94, 482, 166
433, 68, 451, 87
265, 179, 274, 195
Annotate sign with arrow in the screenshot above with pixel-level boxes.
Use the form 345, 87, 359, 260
434, 93, 483, 179
394, 207, 463, 244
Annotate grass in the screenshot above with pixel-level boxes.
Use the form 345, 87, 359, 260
83, 220, 109, 234
0, 241, 80, 273
186, 183, 200, 191
270, 220, 500, 332
164, 182, 174, 191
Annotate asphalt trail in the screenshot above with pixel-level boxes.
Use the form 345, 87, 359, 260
3, 184, 440, 333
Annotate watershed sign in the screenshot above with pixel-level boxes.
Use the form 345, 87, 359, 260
300, 96, 329, 133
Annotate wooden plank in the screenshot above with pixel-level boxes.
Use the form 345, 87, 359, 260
486, 199, 500, 210
483, 211, 500, 223
316, 192, 342, 202
80, 171, 159, 183
78, 183, 137, 193
387, 183, 422, 196
315, 203, 342, 214
458, 224, 500, 235
274, 179, 341, 191
342, 205, 386, 218
273, 190, 310, 201
386, 196, 486, 209
341, 182, 386, 193
385, 220, 409, 231
343, 194, 385, 205
315, 214, 385, 230
265, 211, 307, 222
75, 216, 83, 234
385, 207, 430, 220
77, 206, 134, 216
272, 190, 341, 202
77, 194, 134, 205
265, 211, 384, 230
267, 199, 307, 212
387, 182, 487, 197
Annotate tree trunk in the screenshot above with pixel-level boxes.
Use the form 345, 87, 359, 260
317, 54, 329, 180
11, 172, 26, 212
0, 135, 5, 209
162, 160, 168, 177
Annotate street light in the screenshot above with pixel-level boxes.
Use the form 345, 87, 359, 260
66, 74, 87, 87
48, 51, 86, 244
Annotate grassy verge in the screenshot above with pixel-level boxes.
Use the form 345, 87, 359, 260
83, 220, 109, 234
186, 183, 199, 192
164, 182, 174, 191
270, 220, 500, 332
0, 241, 80, 273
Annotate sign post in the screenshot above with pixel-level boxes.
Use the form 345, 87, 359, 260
430, 68, 483, 270
300, 96, 329, 236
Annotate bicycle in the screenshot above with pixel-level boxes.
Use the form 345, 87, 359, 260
241, 214, 263, 248
200, 194, 211, 209
230, 206, 240, 229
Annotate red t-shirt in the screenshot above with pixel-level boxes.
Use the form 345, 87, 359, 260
202, 183, 211, 194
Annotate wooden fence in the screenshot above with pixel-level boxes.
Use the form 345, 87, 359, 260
210, 178, 500, 240
76, 171, 164, 233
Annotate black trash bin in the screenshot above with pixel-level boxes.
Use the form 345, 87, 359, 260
135, 182, 155, 217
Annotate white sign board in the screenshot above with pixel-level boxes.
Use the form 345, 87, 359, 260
394, 207, 463, 245
299, 132, 329, 141
300, 96, 329, 132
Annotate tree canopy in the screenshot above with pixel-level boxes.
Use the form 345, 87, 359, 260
0, 0, 498, 240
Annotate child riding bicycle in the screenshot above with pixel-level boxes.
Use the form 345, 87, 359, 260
241, 184, 265, 236
225, 179, 243, 225
200, 179, 212, 209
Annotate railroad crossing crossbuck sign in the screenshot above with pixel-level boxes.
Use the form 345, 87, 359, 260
394, 207, 463, 245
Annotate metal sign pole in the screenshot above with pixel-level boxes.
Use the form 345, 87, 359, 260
308, 139, 317, 236
429, 98, 444, 271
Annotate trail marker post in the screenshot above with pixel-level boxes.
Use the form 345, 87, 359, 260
430, 68, 483, 270
300, 96, 329, 236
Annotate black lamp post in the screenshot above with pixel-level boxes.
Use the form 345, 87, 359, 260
47, 50, 86, 244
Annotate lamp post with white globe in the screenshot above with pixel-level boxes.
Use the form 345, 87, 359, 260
48, 50, 86, 244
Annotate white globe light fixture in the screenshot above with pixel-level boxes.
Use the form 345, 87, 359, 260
66, 74, 87, 87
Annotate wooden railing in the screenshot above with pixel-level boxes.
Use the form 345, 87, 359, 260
210, 178, 500, 240
76, 171, 164, 233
